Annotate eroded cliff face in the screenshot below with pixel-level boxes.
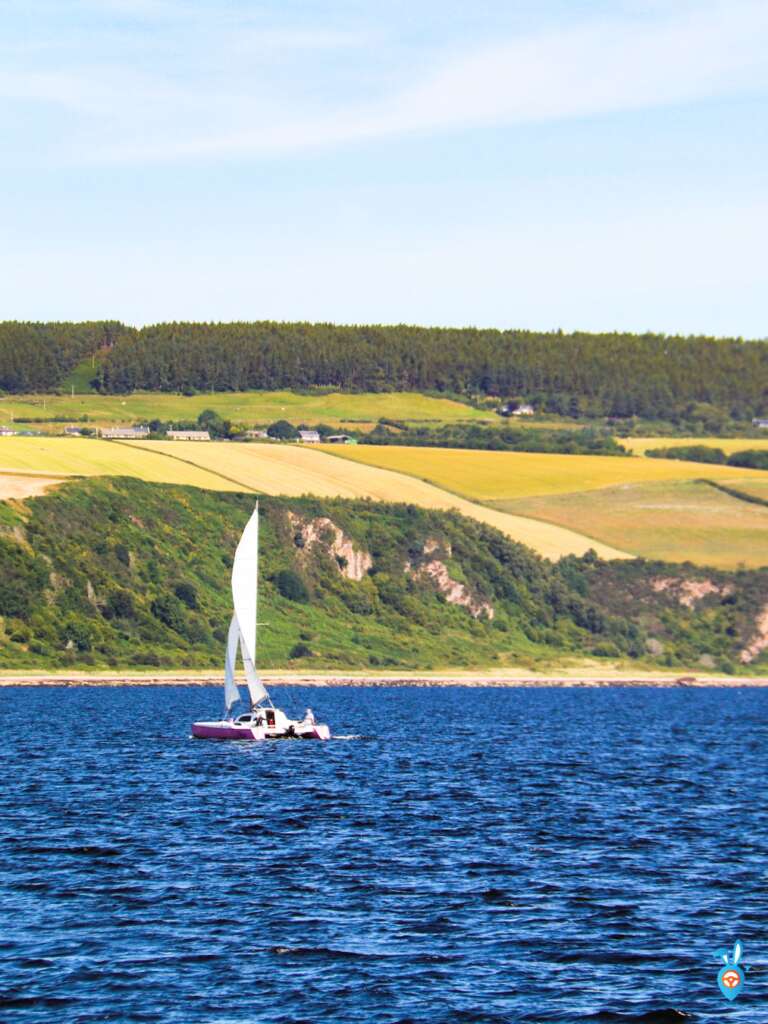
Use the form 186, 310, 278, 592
650, 576, 768, 666
288, 512, 373, 581
740, 605, 768, 664
406, 538, 494, 620
651, 577, 732, 609
288, 517, 495, 620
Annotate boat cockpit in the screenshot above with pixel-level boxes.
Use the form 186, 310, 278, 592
233, 708, 278, 728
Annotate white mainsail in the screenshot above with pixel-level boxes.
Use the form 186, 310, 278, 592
229, 504, 268, 708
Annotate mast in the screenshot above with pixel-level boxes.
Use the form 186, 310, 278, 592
231, 503, 268, 708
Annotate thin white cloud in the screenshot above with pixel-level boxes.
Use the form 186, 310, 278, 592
3, 0, 768, 163
98, 0, 768, 163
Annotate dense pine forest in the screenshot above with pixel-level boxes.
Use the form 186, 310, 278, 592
0, 321, 121, 392
1, 320, 766, 420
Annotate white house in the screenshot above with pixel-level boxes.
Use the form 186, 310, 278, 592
167, 430, 211, 441
511, 403, 535, 417
100, 426, 151, 440
99, 425, 151, 438
0, 426, 15, 437
243, 429, 268, 439
752, 418, 768, 429
298, 430, 321, 443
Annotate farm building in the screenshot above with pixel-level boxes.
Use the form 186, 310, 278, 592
167, 430, 211, 441
298, 430, 321, 443
752, 418, 768, 429
64, 426, 84, 436
100, 426, 151, 440
325, 434, 357, 444
0, 426, 15, 437
243, 429, 268, 439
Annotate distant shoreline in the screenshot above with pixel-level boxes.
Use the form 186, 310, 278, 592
1, 672, 767, 687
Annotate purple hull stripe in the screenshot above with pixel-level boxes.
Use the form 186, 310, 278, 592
191, 720, 331, 740
191, 722, 265, 740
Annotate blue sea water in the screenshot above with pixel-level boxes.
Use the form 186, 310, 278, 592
0, 684, 766, 1024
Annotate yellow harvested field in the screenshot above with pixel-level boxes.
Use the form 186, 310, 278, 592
624, 436, 768, 456
724, 479, 768, 501
123, 441, 628, 560
0, 437, 243, 491
0, 436, 627, 560
495, 480, 768, 569
0, 473, 65, 501
321, 445, 768, 500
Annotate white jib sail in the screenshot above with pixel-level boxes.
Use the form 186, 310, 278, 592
231, 504, 268, 707
241, 636, 267, 707
223, 613, 241, 712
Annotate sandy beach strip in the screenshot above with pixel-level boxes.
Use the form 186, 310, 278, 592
1, 672, 767, 687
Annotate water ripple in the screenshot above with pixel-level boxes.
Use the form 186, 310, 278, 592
0, 685, 765, 1022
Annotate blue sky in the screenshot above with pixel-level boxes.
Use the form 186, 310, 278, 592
1, 0, 766, 336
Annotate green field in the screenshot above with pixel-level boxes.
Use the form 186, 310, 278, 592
494, 480, 768, 569
0, 390, 492, 430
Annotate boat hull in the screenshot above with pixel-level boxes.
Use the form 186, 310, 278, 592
191, 721, 266, 740
303, 723, 331, 741
191, 719, 331, 740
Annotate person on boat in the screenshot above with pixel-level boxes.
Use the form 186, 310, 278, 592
304, 708, 315, 725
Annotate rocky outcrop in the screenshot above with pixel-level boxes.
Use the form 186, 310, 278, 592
740, 604, 768, 664
289, 513, 372, 581
407, 538, 494, 620
651, 577, 731, 609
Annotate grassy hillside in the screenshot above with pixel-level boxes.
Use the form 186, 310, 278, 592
0, 389, 491, 430
0, 437, 627, 560
496, 480, 768, 569
320, 445, 768, 500
1, 476, 767, 674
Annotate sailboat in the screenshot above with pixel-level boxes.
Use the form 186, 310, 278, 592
191, 503, 331, 740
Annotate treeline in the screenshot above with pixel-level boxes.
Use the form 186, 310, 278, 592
0, 321, 122, 392
362, 422, 628, 456
1, 320, 766, 421
136, 413, 627, 455
647, 445, 768, 469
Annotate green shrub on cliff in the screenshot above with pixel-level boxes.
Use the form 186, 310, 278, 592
0, 476, 766, 672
